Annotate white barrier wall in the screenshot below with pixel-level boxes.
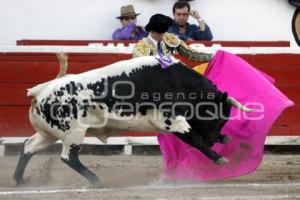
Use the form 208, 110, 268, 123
1, 45, 300, 54
0, 0, 297, 45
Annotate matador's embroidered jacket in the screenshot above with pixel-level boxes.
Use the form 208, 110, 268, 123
132, 32, 212, 62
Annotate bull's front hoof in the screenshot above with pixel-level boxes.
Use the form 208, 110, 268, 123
214, 157, 229, 165
220, 135, 232, 144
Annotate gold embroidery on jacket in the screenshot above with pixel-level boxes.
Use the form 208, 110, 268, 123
133, 38, 151, 58
163, 32, 180, 48
145, 37, 158, 55
177, 41, 212, 62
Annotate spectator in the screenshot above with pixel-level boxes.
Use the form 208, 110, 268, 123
168, 1, 213, 41
133, 14, 211, 62
112, 5, 148, 40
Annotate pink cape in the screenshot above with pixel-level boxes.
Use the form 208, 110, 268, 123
158, 50, 294, 181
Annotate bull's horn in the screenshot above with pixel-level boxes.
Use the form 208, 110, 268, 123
227, 97, 254, 112
56, 52, 68, 78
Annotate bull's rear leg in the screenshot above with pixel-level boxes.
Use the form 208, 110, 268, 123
13, 133, 57, 184
13, 139, 33, 184
61, 142, 100, 184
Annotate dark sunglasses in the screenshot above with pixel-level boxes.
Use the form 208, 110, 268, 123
122, 16, 136, 21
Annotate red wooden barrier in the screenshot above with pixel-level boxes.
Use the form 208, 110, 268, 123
0, 52, 299, 137
16, 39, 290, 47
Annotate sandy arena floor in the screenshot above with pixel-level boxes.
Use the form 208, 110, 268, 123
0, 154, 299, 200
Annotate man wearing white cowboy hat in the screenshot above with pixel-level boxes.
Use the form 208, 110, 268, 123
112, 5, 148, 40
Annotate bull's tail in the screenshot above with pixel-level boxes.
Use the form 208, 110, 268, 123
56, 52, 68, 78
227, 97, 255, 112
27, 52, 68, 98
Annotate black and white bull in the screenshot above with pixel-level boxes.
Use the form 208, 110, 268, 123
13, 55, 252, 185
